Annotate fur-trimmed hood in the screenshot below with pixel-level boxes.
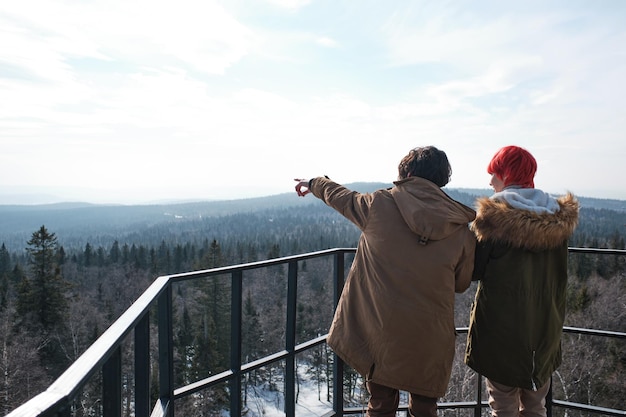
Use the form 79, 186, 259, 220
471, 191, 579, 251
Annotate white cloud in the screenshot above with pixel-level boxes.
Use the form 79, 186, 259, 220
0, 1, 625, 203
264, 0, 312, 11
316, 36, 339, 48
1, 0, 255, 77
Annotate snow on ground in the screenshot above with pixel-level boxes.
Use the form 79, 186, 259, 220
236, 362, 368, 416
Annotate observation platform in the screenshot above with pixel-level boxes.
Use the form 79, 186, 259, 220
6, 247, 626, 417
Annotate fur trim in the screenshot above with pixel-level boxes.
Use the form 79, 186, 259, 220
471, 192, 579, 251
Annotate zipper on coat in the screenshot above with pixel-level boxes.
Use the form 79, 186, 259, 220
530, 350, 538, 391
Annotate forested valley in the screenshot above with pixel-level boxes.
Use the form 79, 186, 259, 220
0, 187, 624, 416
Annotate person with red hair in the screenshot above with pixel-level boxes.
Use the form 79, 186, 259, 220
487, 145, 537, 190
465, 145, 579, 417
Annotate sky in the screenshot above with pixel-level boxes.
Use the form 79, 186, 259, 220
1, 0, 625, 204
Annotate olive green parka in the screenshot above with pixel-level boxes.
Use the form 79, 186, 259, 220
310, 176, 476, 398
464, 190, 579, 390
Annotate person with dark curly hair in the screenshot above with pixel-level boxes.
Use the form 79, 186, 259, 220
295, 146, 476, 417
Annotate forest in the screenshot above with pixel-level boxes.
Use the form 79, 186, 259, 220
0, 187, 624, 416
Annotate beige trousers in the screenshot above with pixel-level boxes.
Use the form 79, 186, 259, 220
486, 378, 551, 417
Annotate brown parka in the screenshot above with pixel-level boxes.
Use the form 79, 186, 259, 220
309, 176, 476, 398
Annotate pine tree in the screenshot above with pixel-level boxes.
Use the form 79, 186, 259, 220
57, 246, 66, 265
83, 243, 93, 267
0, 244, 10, 276
14, 226, 70, 378
17, 226, 68, 332
0, 242, 13, 312
0, 274, 7, 311
109, 240, 121, 264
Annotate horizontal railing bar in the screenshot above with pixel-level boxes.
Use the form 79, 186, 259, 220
294, 334, 328, 352
169, 322, 626, 407
563, 326, 626, 339
343, 406, 372, 414
5, 392, 65, 417
349, 398, 626, 415
356, 398, 626, 415
343, 401, 490, 414
163, 248, 357, 284
239, 336, 328, 373
458, 326, 626, 339
438, 401, 489, 409
567, 247, 626, 255
173, 370, 234, 399
552, 399, 626, 417
241, 351, 289, 373
342, 404, 487, 414
174, 336, 329, 399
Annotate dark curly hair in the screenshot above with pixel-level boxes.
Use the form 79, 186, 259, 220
398, 146, 451, 187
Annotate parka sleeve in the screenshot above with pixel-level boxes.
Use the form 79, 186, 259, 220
454, 229, 476, 293
309, 176, 372, 230
471, 240, 492, 281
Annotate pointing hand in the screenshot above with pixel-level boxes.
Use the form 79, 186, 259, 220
294, 179, 311, 197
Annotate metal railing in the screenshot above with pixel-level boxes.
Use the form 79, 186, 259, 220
6, 247, 626, 417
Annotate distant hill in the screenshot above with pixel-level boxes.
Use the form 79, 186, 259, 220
0, 183, 624, 252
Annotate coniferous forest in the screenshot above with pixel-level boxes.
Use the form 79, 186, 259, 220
0, 187, 624, 416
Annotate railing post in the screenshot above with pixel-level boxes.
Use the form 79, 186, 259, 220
158, 285, 174, 417
285, 260, 298, 416
475, 373, 482, 417
547, 376, 553, 417
102, 346, 122, 417
135, 312, 151, 417
230, 270, 243, 415
332, 251, 346, 417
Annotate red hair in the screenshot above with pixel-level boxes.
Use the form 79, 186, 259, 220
487, 146, 537, 188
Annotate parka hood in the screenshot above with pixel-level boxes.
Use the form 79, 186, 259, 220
391, 177, 476, 244
471, 191, 579, 251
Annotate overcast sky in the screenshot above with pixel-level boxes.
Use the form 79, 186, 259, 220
1, 0, 625, 204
